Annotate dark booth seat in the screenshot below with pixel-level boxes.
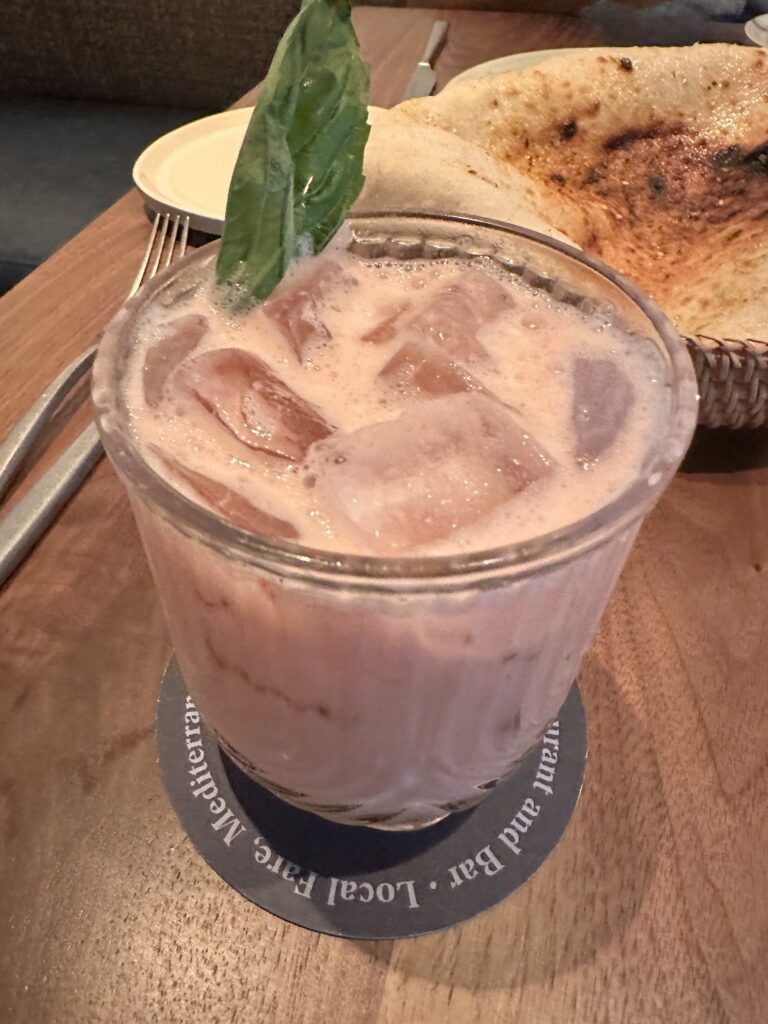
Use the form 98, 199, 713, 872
0, 98, 208, 293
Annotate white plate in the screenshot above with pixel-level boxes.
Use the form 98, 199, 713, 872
450, 48, 600, 86
132, 52, 593, 234
133, 107, 254, 234
745, 15, 768, 47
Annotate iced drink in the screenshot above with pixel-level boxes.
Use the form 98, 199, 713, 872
93, 213, 697, 828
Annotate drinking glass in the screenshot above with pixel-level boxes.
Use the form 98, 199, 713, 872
93, 212, 698, 828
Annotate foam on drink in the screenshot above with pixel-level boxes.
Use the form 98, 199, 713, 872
126, 232, 668, 557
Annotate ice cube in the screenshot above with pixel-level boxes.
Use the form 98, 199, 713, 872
362, 302, 411, 344
407, 269, 514, 361
262, 260, 354, 362
379, 337, 487, 398
159, 454, 299, 539
572, 357, 635, 462
143, 314, 208, 407
175, 348, 331, 461
306, 393, 553, 553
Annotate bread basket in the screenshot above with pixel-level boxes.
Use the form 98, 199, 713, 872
687, 335, 768, 428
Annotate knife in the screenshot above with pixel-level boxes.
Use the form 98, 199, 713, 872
401, 20, 449, 101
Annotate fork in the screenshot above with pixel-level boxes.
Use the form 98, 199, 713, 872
0, 211, 190, 587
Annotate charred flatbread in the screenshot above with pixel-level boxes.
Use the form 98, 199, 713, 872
396, 44, 768, 344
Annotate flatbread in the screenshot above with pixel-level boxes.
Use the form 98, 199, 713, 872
356, 107, 576, 246
396, 44, 768, 342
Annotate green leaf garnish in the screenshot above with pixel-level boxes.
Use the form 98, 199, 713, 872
216, 0, 370, 305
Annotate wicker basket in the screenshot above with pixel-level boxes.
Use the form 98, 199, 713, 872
687, 335, 768, 429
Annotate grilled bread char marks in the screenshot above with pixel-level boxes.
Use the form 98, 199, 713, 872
399, 45, 768, 339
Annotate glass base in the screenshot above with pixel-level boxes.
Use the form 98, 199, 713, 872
158, 659, 587, 938
213, 724, 531, 831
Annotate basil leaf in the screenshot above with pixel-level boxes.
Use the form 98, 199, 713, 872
216, 0, 370, 305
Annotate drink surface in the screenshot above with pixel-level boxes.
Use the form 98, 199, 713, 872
123, 235, 669, 557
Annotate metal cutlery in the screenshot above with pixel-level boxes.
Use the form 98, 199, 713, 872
0, 211, 190, 587
401, 20, 449, 101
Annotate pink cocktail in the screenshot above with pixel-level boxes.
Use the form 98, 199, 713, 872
93, 213, 697, 828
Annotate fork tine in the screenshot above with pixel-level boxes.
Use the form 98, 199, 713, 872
163, 215, 181, 268
148, 213, 171, 281
178, 215, 190, 259
128, 211, 161, 298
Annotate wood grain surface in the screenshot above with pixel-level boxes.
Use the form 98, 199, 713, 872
1, 8, 766, 1024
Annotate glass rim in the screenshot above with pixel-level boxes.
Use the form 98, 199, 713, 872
94, 210, 698, 586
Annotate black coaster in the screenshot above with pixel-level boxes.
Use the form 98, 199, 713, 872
157, 659, 587, 939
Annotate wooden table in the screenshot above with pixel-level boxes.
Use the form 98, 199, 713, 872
1, 8, 766, 1023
